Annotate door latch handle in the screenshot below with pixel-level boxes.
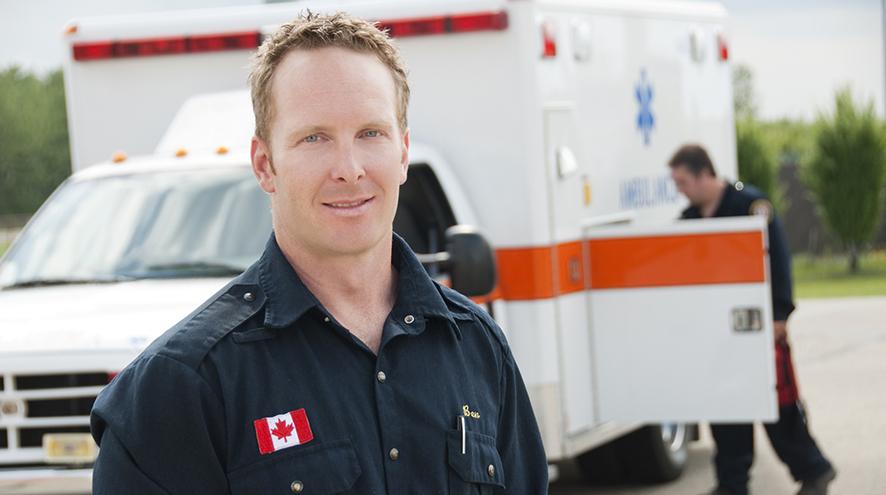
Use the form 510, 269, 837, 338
731, 307, 763, 333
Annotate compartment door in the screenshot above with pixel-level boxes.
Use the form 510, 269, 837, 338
587, 216, 777, 422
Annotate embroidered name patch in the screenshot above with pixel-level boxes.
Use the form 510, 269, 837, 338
462, 404, 480, 419
253, 408, 314, 455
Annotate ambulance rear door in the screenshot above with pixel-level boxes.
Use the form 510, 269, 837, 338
586, 216, 777, 423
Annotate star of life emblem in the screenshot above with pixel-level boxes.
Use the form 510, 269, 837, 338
635, 69, 655, 146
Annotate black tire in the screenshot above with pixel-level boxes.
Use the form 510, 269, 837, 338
575, 438, 628, 484
619, 424, 689, 482
576, 424, 689, 484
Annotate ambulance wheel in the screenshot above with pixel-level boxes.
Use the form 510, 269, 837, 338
575, 424, 688, 483
621, 423, 689, 482
575, 438, 628, 483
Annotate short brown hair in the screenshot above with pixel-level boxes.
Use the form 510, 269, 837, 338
248, 11, 410, 141
668, 144, 717, 177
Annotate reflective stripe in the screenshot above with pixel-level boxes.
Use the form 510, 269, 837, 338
588, 232, 766, 289
489, 231, 765, 301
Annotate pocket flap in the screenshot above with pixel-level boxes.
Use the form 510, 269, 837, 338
229, 439, 361, 494
446, 429, 505, 488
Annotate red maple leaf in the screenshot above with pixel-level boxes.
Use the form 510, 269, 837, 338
271, 419, 294, 442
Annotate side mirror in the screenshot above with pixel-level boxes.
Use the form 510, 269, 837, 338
413, 225, 497, 297
444, 225, 497, 297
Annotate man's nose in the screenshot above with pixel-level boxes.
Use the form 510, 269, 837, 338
330, 142, 366, 183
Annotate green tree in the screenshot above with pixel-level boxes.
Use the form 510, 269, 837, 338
736, 117, 782, 210
806, 88, 886, 272
0, 66, 71, 215
732, 64, 757, 120
761, 118, 815, 167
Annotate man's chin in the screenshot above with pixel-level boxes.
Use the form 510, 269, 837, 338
318, 230, 392, 257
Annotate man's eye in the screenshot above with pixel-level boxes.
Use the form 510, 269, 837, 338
363, 130, 380, 138
303, 134, 320, 143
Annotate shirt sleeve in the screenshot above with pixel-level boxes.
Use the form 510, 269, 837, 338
90, 353, 229, 495
767, 215, 796, 321
495, 347, 549, 494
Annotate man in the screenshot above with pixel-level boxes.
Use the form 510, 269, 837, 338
90, 12, 548, 494
668, 144, 836, 495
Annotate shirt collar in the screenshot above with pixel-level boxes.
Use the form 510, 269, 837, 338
713, 182, 737, 217
258, 235, 321, 329
258, 233, 454, 330
388, 233, 455, 331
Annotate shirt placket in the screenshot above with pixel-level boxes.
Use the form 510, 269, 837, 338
374, 313, 422, 495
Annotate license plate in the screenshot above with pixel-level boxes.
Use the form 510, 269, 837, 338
43, 433, 98, 464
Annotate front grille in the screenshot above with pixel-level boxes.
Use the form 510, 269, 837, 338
1, 370, 107, 463
26, 397, 96, 418
15, 372, 108, 390
19, 426, 92, 448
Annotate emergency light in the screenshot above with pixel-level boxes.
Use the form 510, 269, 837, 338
71, 11, 509, 62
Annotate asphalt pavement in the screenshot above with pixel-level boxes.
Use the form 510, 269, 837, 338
550, 296, 886, 495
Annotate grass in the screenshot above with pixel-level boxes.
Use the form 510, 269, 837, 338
0, 240, 8, 258
793, 250, 886, 298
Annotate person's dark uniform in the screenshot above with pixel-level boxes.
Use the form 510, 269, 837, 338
681, 182, 833, 495
90, 234, 548, 494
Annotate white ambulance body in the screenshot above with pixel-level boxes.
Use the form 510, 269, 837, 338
0, 0, 777, 491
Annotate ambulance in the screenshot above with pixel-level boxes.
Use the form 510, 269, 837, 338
0, 0, 778, 491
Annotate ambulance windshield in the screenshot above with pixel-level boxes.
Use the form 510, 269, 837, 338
0, 166, 272, 288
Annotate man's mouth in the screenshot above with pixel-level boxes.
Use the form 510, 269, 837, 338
322, 197, 373, 210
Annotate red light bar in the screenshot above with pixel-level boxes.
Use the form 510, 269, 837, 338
541, 20, 557, 58
73, 31, 261, 61
717, 34, 729, 61
377, 11, 508, 38
72, 11, 508, 62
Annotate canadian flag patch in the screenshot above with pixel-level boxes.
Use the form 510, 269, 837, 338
253, 408, 314, 455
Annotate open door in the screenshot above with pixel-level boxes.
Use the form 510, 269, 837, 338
586, 216, 777, 423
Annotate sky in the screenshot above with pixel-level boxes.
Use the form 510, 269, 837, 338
0, 0, 883, 121
714, 0, 883, 120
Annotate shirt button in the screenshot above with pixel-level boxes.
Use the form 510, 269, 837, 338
290, 480, 304, 493
323, 316, 330, 323
487, 464, 496, 477
404, 314, 415, 324
376, 371, 387, 383
243, 292, 255, 302
389, 448, 400, 461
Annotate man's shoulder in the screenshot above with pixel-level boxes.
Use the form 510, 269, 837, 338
730, 182, 775, 220
138, 268, 266, 371
733, 181, 767, 201
434, 282, 510, 351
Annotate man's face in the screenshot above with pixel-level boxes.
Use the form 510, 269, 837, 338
670, 165, 706, 206
251, 47, 409, 257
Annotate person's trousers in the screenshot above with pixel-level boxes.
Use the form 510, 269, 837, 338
711, 402, 833, 494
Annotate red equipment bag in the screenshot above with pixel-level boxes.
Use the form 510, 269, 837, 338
775, 339, 800, 406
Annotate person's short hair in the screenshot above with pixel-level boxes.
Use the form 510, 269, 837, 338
667, 144, 717, 177
248, 11, 410, 141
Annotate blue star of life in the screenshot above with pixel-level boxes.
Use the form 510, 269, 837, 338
635, 69, 655, 146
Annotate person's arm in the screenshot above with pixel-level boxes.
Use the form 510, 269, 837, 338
767, 215, 795, 340
495, 347, 549, 494
91, 354, 229, 494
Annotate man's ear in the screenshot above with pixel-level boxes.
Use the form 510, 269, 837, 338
399, 128, 410, 185
251, 136, 276, 193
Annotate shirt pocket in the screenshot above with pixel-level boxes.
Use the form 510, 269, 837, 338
228, 439, 361, 494
446, 429, 506, 494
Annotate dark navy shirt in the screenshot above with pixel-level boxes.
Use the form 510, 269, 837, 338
90, 234, 547, 494
681, 182, 795, 321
